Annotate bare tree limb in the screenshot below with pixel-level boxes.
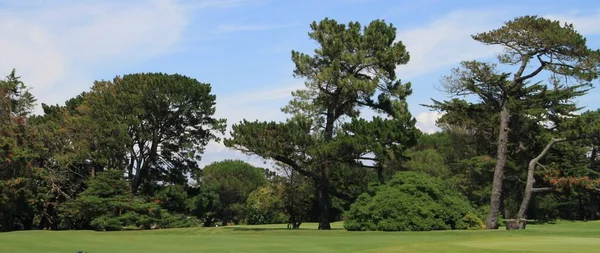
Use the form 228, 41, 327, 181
532, 187, 554, 193
516, 138, 566, 225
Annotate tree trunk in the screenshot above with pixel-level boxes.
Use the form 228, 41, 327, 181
317, 173, 332, 230
590, 193, 598, 220
515, 138, 564, 229
377, 167, 385, 184
486, 103, 510, 229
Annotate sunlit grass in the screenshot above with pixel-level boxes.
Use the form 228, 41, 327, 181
0, 220, 598, 252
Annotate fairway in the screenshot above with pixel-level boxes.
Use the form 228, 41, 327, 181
1, 221, 599, 253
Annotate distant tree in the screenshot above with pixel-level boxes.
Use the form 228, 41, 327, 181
428, 16, 600, 229
0, 69, 41, 231
191, 160, 267, 226
276, 163, 315, 229
245, 184, 287, 225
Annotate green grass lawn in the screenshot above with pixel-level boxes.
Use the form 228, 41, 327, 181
1, 221, 598, 252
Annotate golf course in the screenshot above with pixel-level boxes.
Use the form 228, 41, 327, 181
1, 221, 598, 252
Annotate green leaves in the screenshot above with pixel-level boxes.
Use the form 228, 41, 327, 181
286, 18, 412, 123
473, 15, 600, 82
344, 171, 477, 231
80, 73, 226, 193
191, 160, 267, 225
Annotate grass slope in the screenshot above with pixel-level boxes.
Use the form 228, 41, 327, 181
1, 221, 598, 252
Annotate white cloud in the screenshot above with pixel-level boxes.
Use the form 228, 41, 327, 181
395, 9, 600, 81
219, 83, 303, 106
187, 0, 265, 9
0, 0, 189, 112
415, 111, 443, 134
217, 23, 300, 33
395, 10, 506, 80
545, 9, 600, 35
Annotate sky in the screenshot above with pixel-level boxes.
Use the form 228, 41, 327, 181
1, 0, 599, 168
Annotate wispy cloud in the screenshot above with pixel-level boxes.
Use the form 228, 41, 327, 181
0, 0, 190, 112
394, 8, 600, 82
199, 82, 302, 167
216, 23, 301, 33
544, 9, 600, 35
395, 9, 506, 81
186, 0, 266, 9
219, 83, 303, 106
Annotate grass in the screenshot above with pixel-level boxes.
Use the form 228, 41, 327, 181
1, 220, 599, 252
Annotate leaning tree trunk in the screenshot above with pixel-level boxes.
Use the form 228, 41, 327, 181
514, 138, 564, 229
486, 103, 510, 229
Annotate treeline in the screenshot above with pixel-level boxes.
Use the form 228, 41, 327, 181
1, 15, 600, 232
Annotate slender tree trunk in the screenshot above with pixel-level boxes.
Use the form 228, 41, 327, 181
377, 167, 385, 184
579, 196, 587, 221
516, 138, 564, 229
590, 147, 598, 220
486, 103, 510, 229
591, 147, 597, 168
590, 193, 598, 220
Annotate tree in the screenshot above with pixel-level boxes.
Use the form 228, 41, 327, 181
245, 184, 287, 225
429, 16, 600, 229
79, 73, 226, 194
0, 69, 41, 231
276, 163, 315, 229
514, 109, 600, 228
225, 18, 417, 229
28, 104, 90, 230
191, 160, 267, 226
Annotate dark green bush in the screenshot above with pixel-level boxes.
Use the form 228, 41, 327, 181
344, 171, 478, 231
58, 170, 162, 231
159, 211, 202, 228
90, 216, 123, 231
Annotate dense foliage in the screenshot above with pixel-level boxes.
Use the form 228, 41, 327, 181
344, 172, 482, 231
190, 160, 267, 226
58, 170, 162, 231
1, 15, 600, 233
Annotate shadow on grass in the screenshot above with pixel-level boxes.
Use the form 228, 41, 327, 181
225, 227, 345, 232
527, 219, 558, 225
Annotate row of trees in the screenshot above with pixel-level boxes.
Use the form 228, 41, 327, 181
1, 15, 600, 232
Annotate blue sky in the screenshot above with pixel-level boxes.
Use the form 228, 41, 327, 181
1, 0, 599, 167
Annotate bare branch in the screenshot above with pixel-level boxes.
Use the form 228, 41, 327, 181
273, 155, 317, 180
530, 138, 566, 165
516, 55, 546, 82
532, 187, 554, 193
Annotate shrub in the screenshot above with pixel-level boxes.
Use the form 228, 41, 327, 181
90, 216, 123, 231
58, 170, 163, 231
245, 185, 288, 225
456, 212, 485, 230
344, 171, 477, 231
159, 211, 202, 228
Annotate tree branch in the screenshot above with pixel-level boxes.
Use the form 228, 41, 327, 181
532, 187, 554, 193
273, 155, 317, 180
357, 156, 378, 162
531, 138, 566, 165
516, 55, 546, 82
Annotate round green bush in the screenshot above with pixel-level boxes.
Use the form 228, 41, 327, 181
344, 171, 479, 231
